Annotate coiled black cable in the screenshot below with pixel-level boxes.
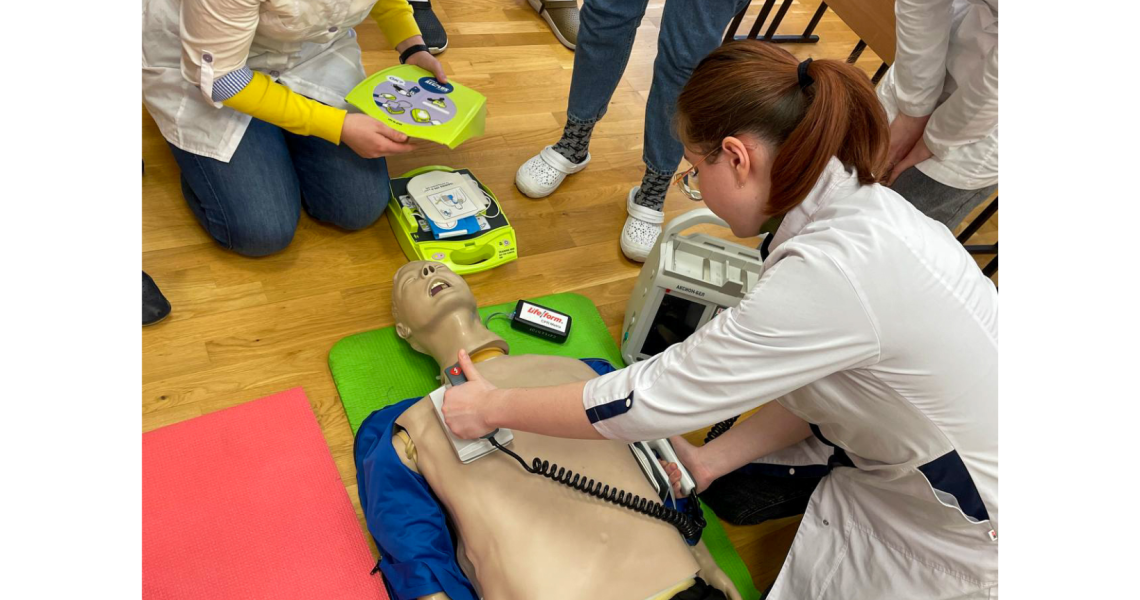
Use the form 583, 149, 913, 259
488, 437, 707, 540
704, 416, 739, 444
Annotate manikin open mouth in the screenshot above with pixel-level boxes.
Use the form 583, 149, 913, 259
429, 281, 451, 297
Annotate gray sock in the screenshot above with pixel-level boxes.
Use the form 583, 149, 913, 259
633, 167, 672, 212
552, 119, 595, 164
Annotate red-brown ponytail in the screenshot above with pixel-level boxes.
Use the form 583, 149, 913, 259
676, 41, 889, 217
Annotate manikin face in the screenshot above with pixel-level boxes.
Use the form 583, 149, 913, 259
392, 261, 477, 352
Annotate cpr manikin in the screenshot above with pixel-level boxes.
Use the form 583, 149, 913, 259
387, 261, 739, 600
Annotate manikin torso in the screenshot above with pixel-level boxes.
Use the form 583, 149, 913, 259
386, 261, 734, 600
393, 353, 701, 600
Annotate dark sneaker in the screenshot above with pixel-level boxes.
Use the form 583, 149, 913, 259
143, 271, 172, 326
410, 0, 448, 55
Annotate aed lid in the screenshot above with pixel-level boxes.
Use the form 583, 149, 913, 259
345, 65, 487, 149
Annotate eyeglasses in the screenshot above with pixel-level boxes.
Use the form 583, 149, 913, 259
671, 143, 759, 202
671, 148, 717, 202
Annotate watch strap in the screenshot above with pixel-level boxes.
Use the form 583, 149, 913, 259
399, 44, 430, 64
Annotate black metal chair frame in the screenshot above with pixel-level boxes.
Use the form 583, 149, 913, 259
724, 1, 890, 85
956, 197, 998, 278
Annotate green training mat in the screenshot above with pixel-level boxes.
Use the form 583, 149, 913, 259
329, 292, 623, 434
701, 503, 764, 600
327, 291, 757, 598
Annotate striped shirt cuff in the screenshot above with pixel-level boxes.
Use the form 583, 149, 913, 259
211, 67, 254, 102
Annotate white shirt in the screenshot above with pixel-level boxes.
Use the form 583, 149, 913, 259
584, 158, 999, 598
877, 0, 999, 190
142, 0, 378, 162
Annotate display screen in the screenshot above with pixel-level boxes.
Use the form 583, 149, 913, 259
640, 293, 707, 356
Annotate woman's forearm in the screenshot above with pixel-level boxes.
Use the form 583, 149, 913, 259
486, 381, 605, 440
699, 401, 812, 480
395, 35, 427, 54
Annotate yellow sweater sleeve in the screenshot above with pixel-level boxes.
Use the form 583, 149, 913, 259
222, 71, 346, 144
370, 0, 422, 47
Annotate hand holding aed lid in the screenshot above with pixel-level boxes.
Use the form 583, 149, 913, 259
441, 349, 499, 439
340, 114, 417, 159
403, 49, 448, 84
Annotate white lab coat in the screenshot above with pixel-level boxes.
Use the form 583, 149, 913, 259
142, 0, 378, 162
584, 158, 999, 598
877, 0, 999, 190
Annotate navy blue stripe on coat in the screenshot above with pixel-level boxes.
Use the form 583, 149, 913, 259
918, 450, 991, 523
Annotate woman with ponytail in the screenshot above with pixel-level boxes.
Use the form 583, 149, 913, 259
442, 42, 998, 599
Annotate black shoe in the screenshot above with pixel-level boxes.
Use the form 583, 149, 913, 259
410, 0, 448, 55
143, 271, 172, 326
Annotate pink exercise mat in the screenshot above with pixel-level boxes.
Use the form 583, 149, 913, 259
143, 388, 386, 599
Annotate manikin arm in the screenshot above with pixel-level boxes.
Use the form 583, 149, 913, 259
390, 432, 454, 600
690, 540, 743, 600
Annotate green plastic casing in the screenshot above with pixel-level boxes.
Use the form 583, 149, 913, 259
386, 166, 518, 275
345, 65, 486, 149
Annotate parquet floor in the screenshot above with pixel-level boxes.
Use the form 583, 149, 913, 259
142, 0, 997, 592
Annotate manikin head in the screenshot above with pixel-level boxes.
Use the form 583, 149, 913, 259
391, 261, 506, 367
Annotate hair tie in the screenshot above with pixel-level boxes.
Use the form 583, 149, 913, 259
797, 58, 814, 91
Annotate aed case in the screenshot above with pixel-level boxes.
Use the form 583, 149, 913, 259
510, 300, 572, 343
387, 166, 519, 275
621, 209, 765, 364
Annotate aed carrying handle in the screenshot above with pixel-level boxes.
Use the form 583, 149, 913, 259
655, 208, 733, 252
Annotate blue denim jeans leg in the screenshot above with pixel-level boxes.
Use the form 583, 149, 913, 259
168, 117, 390, 257
567, 0, 750, 175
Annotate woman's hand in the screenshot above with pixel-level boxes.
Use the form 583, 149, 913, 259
404, 51, 448, 84
660, 435, 716, 496
887, 137, 934, 186
340, 113, 416, 159
396, 35, 448, 83
886, 112, 931, 171
441, 350, 499, 439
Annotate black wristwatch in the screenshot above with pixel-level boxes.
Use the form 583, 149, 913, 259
399, 44, 430, 64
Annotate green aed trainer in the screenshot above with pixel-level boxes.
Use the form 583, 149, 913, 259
345, 65, 487, 149
387, 166, 518, 275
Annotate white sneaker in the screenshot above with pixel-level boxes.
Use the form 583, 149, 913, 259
620, 187, 664, 262
515, 145, 591, 199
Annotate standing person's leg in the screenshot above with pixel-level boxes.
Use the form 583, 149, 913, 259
283, 130, 390, 232
168, 118, 303, 257
890, 167, 998, 229
516, 0, 651, 198
620, 0, 749, 261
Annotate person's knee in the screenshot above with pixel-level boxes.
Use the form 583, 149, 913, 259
226, 218, 297, 257
331, 197, 386, 231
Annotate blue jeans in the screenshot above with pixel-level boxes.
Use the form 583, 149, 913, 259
168, 118, 390, 257
891, 167, 999, 229
567, 0, 749, 175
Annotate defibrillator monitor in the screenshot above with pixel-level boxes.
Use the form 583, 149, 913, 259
621, 209, 765, 364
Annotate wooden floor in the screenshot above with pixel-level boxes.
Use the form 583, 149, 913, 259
142, 0, 997, 592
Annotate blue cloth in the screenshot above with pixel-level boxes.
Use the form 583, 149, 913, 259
355, 398, 479, 600
168, 117, 390, 257
354, 359, 618, 600
566, 0, 750, 174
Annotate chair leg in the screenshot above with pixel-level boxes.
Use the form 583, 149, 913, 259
982, 253, 998, 278
957, 197, 999, 244
871, 62, 889, 85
